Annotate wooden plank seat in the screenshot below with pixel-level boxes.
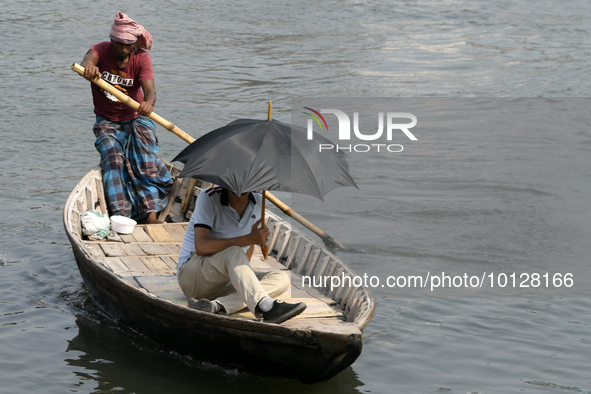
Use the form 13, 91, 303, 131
133, 273, 345, 323
118, 223, 188, 243
82, 221, 288, 278
81, 220, 349, 326
81, 222, 355, 323
82, 223, 186, 276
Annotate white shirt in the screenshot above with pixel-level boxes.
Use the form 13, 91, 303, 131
177, 187, 262, 272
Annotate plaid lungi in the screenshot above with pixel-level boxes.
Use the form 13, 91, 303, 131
93, 116, 172, 220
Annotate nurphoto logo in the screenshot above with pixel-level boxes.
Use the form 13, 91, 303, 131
303, 107, 418, 153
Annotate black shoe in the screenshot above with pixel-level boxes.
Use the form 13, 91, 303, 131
262, 300, 307, 324
188, 298, 219, 313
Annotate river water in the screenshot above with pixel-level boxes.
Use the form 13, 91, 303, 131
1, 0, 591, 393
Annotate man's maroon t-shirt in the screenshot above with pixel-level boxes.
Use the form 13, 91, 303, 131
89, 41, 154, 122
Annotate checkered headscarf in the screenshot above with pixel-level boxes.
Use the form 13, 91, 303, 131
109, 12, 153, 50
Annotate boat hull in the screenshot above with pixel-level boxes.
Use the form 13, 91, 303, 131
63, 166, 373, 383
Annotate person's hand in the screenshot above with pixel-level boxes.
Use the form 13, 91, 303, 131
249, 219, 270, 246
83, 64, 100, 81
136, 101, 154, 117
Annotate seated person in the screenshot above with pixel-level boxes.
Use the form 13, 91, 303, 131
177, 187, 306, 324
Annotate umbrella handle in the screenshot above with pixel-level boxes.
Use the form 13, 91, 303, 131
71, 63, 195, 144
261, 191, 269, 259
260, 102, 271, 259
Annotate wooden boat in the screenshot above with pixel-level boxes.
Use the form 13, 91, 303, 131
63, 162, 375, 383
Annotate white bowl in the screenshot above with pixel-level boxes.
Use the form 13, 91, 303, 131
110, 215, 137, 234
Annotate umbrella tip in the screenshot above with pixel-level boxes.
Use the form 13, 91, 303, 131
268, 101, 272, 120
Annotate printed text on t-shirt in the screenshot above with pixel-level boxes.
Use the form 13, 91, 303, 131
101, 71, 133, 87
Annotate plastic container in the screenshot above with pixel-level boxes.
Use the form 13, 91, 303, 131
110, 215, 137, 234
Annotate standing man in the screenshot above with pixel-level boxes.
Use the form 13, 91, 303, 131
81, 12, 172, 224
177, 187, 307, 324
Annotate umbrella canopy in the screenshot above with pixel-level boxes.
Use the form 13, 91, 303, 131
172, 118, 357, 200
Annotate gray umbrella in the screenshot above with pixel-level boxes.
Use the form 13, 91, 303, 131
172, 118, 357, 200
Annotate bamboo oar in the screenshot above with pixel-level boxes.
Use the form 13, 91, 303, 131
71, 63, 194, 144
264, 191, 345, 250
72, 63, 346, 250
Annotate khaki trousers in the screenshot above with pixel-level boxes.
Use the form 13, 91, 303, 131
178, 246, 290, 315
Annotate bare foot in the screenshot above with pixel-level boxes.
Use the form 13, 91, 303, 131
145, 212, 163, 224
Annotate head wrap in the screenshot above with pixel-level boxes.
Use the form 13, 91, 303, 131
109, 12, 153, 50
